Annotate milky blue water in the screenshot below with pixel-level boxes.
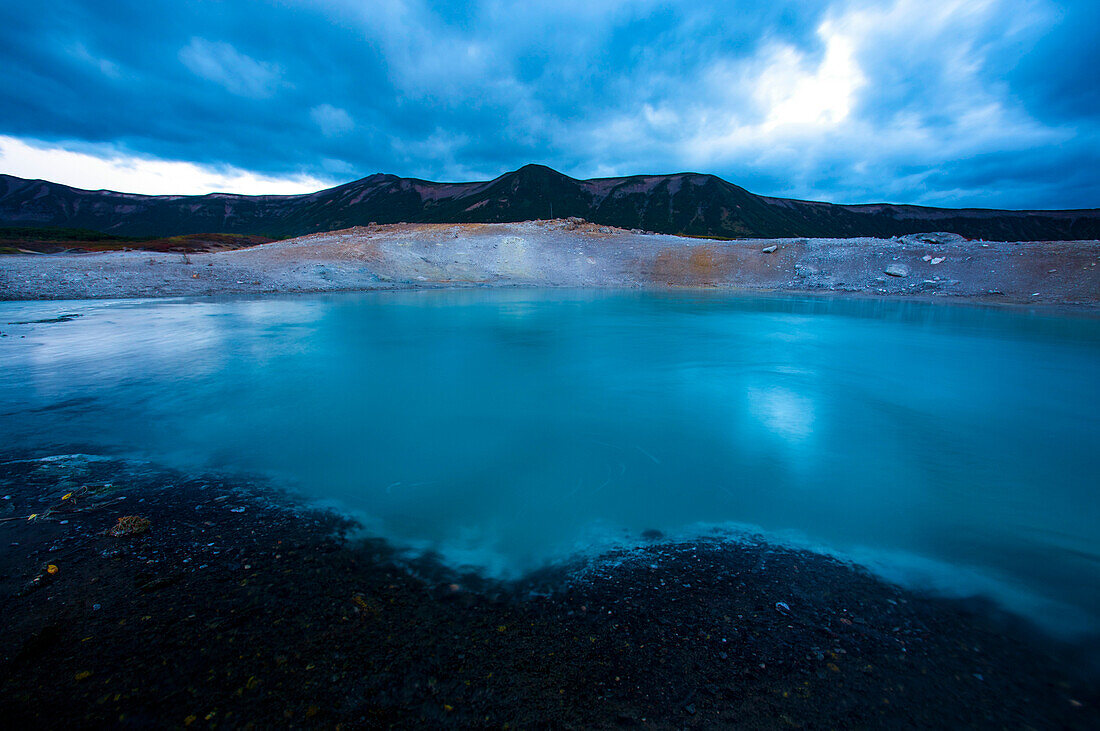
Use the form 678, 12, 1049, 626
2, 290, 1099, 635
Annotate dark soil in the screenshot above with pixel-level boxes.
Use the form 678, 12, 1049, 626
0, 454, 1096, 729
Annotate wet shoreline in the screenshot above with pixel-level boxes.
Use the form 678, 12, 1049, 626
1, 453, 1096, 728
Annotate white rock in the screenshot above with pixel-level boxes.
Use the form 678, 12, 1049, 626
762, 245, 778, 253
885, 263, 910, 277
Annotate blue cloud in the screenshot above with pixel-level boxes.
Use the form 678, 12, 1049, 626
0, 0, 1096, 208
178, 38, 284, 98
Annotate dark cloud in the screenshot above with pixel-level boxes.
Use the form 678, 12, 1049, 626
0, 0, 1096, 208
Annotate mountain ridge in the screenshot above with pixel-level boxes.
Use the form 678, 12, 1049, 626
2, 164, 1098, 241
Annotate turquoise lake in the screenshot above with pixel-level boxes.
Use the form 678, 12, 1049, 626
2, 290, 1098, 637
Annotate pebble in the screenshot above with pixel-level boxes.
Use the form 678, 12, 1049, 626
885, 264, 910, 277
761, 245, 777, 253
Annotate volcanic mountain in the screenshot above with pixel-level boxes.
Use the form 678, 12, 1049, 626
2, 164, 1098, 242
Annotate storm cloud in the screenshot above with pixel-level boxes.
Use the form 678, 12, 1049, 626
0, 0, 1096, 207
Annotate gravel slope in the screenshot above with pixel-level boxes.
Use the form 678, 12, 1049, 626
2, 220, 1098, 306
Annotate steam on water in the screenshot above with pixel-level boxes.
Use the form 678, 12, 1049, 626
2, 290, 1098, 636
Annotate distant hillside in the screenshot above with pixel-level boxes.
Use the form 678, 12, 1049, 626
2, 165, 1098, 241
0, 226, 273, 254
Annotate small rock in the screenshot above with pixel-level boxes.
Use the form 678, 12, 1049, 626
931, 257, 945, 265
762, 245, 778, 253
922, 255, 932, 262
885, 264, 910, 277
108, 515, 151, 537
775, 601, 791, 615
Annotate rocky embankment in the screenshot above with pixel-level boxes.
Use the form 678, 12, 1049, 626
2, 220, 1098, 305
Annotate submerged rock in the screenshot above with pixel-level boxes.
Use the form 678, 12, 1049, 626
107, 515, 151, 537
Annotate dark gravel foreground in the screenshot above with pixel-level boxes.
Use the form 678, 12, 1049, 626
1, 454, 1097, 729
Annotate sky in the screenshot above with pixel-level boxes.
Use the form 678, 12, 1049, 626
1, 0, 1097, 208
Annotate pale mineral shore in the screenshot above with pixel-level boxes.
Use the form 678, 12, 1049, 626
2, 219, 1099, 306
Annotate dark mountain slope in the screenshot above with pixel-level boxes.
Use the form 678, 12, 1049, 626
2, 164, 1097, 241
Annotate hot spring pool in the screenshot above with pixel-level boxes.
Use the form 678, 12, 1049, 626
2, 290, 1098, 637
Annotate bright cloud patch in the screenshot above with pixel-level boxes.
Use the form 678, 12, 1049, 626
757, 22, 865, 131
179, 38, 282, 98
0, 136, 330, 195
310, 104, 355, 136
674, 18, 869, 163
